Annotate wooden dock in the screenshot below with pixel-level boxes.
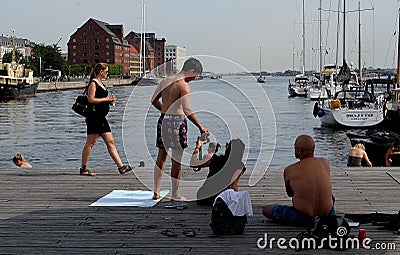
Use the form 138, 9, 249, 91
0, 166, 399, 254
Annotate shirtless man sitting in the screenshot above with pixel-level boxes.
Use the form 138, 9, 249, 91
262, 135, 335, 227
151, 57, 208, 202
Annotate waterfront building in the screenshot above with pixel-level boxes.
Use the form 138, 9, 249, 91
129, 45, 141, 78
0, 35, 34, 61
67, 18, 131, 75
125, 31, 166, 75
165, 45, 186, 73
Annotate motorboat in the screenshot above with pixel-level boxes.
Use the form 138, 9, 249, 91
288, 75, 308, 97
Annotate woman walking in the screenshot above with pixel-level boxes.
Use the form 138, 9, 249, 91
80, 63, 132, 176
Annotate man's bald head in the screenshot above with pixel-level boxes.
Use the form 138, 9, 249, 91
294, 135, 315, 159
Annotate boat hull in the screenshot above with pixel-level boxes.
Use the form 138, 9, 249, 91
288, 87, 307, 97
131, 77, 158, 86
308, 87, 329, 100
0, 81, 39, 99
319, 108, 384, 127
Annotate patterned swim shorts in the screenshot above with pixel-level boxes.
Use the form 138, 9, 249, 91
156, 114, 188, 150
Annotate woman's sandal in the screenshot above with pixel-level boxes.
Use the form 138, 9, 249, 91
118, 165, 133, 174
80, 168, 96, 176
160, 229, 177, 237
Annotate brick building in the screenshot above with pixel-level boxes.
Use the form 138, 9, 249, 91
67, 18, 131, 75
125, 32, 166, 75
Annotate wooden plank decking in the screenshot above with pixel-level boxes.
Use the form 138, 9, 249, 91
0, 166, 399, 254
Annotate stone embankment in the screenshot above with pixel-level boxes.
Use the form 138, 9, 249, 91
37, 78, 133, 92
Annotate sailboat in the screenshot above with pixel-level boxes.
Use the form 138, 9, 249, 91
307, 1, 329, 101
313, 0, 385, 127
0, 30, 39, 99
257, 46, 265, 83
132, 0, 158, 86
288, 0, 309, 97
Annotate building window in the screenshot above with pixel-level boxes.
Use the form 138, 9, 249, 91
95, 46, 99, 50
83, 39, 87, 44
83, 31, 87, 36
88, 24, 93, 29
73, 45, 76, 49
95, 31, 99, 36
73, 38, 76, 43
83, 45, 87, 50
106, 45, 109, 49
106, 38, 109, 42
95, 39, 100, 44
95, 53, 99, 58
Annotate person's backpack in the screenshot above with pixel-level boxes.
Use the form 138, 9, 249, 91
296, 215, 351, 250
209, 198, 247, 235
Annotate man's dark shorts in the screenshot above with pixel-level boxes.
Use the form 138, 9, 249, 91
269, 196, 336, 227
156, 114, 188, 150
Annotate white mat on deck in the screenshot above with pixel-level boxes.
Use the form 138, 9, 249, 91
90, 189, 169, 207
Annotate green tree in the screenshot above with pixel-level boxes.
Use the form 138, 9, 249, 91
28, 44, 68, 77
2, 51, 25, 64
69, 64, 92, 78
108, 64, 123, 78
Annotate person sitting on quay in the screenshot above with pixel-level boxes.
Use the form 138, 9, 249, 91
190, 137, 246, 206
385, 137, 400, 167
347, 143, 372, 167
12, 153, 32, 168
262, 135, 335, 227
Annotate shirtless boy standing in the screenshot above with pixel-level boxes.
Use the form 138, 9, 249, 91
151, 58, 208, 202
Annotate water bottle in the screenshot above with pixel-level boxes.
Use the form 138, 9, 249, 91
199, 132, 210, 143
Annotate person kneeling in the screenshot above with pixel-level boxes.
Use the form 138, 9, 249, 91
190, 138, 246, 206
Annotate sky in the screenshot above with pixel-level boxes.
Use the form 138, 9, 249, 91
1, 0, 400, 73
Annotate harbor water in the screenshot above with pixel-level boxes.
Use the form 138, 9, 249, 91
0, 75, 353, 170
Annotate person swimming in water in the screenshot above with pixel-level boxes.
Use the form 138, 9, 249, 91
12, 153, 32, 168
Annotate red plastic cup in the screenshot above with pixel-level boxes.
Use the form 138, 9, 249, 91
358, 228, 366, 241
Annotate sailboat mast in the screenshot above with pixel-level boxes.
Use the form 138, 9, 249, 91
343, 0, 346, 64
259, 46, 262, 73
335, 0, 341, 69
139, 0, 143, 75
358, 0, 362, 83
11, 29, 16, 63
302, 0, 306, 75
397, 8, 400, 85
143, 0, 146, 76
319, 0, 322, 76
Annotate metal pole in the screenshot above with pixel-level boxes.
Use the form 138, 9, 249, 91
343, 0, 346, 64
397, 8, 400, 85
302, 0, 306, 75
319, 0, 322, 77
358, 0, 363, 84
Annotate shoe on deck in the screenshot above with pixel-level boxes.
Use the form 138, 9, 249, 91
79, 168, 96, 176
118, 165, 133, 174
176, 201, 188, 210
